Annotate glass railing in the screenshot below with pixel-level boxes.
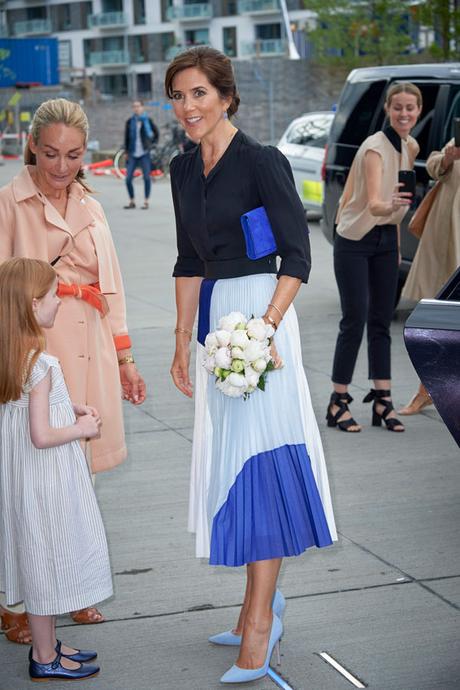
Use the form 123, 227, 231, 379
89, 50, 130, 66
242, 39, 286, 56
14, 19, 52, 36
166, 3, 212, 20
88, 12, 128, 29
238, 0, 279, 13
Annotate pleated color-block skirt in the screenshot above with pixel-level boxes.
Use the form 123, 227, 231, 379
189, 273, 337, 567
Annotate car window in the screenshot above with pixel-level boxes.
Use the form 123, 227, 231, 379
408, 83, 441, 161
286, 115, 332, 148
442, 85, 460, 145
339, 81, 387, 145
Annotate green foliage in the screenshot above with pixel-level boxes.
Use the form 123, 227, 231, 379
416, 0, 460, 60
305, 0, 414, 67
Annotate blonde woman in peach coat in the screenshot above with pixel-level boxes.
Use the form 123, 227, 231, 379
0, 99, 146, 641
399, 137, 460, 414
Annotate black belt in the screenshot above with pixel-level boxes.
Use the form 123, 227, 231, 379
204, 255, 277, 280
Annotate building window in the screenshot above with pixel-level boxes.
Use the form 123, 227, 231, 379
96, 73, 127, 97
185, 28, 209, 47
54, 4, 72, 31
131, 34, 148, 63
59, 40, 72, 68
161, 0, 172, 22
222, 0, 238, 15
223, 26, 237, 57
256, 23, 281, 40
133, 0, 146, 25
137, 73, 152, 96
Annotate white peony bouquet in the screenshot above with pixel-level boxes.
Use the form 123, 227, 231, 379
203, 311, 277, 399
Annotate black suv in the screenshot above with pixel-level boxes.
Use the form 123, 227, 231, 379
322, 63, 460, 294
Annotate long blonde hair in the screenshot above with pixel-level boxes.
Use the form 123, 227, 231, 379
24, 98, 92, 191
0, 258, 56, 403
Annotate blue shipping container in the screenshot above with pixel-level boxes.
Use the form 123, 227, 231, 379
0, 38, 59, 88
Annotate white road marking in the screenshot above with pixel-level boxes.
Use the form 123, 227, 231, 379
319, 652, 366, 688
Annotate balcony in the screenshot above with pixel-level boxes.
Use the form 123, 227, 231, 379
166, 3, 212, 21
89, 50, 130, 67
88, 12, 128, 30
238, 0, 279, 14
13, 19, 52, 36
242, 38, 287, 57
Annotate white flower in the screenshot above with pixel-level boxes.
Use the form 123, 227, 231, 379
253, 358, 267, 373
204, 332, 218, 353
218, 312, 247, 333
230, 329, 250, 349
228, 372, 247, 388
203, 354, 216, 373
215, 329, 231, 347
231, 346, 245, 359
243, 340, 265, 364
247, 318, 270, 341
244, 365, 260, 388
215, 347, 231, 369
216, 378, 245, 398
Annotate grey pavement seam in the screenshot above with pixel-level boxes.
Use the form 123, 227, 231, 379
339, 531, 460, 611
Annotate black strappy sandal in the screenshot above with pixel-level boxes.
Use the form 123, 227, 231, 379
363, 389, 405, 432
326, 392, 361, 432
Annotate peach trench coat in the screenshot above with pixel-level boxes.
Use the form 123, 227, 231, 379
0, 166, 128, 472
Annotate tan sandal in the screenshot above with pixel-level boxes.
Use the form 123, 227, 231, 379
398, 389, 433, 415
0, 607, 32, 644
70, 607, 105, 624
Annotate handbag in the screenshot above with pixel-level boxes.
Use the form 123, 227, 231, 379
240, 206, 277, 260
408, 182, 441, 239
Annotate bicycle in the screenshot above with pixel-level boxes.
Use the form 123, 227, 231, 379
113, 122, 188, 179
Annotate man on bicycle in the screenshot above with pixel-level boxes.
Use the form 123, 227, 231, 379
123, 100, 159, 210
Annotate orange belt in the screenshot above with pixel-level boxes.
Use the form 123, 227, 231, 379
57, 281, 109, 317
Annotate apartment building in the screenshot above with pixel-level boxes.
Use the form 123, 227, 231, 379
0, 1, 314, 96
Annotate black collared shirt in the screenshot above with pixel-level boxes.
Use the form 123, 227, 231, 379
170, 129, 311, 283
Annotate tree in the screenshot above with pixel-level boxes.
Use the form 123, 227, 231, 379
305, 0, 415, 68
416, 0, 460, 60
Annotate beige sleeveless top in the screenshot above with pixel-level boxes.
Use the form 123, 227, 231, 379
336, 131, 419, 240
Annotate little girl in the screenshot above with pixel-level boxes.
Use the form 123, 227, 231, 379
0, 258, 113, 682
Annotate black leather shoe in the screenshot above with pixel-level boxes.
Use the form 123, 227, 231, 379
29, 651, 99, 682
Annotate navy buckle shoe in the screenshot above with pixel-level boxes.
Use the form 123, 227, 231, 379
29, 651, 100, 682
29, 641, 98, 665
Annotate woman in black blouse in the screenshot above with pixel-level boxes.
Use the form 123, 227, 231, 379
165, 47, 336, 684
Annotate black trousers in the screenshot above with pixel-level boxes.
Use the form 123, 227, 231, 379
332, 225, 399, 385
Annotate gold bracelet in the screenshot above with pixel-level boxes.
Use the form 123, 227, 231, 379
175, 327, 193, 338
264, 314, 278, 331
118, 354, 135, 365
268, 302, 284, 319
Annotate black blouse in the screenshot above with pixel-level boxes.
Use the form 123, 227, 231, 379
170, 130, 311, 283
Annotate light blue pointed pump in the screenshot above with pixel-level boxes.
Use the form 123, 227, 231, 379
208, 589, 286, 646
219, 613, 283, 684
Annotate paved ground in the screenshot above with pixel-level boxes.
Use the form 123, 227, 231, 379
0, 162, 459, 690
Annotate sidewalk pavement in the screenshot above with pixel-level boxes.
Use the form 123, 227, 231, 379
0, 162, 458, 690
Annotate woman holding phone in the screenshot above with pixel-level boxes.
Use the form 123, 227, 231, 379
327, 82, 422, 433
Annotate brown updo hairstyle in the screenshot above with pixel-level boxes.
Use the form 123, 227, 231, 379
164, 46, 240, 118
24, 98, 91, 191
385, 82, 423, 110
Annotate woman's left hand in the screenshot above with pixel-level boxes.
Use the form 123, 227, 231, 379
119, 363, 146, 405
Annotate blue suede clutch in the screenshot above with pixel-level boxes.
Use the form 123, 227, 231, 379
240, 206, 277, 260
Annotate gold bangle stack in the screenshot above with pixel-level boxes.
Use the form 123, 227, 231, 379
175, 327, 193, 339
118, 354, 135, 365
268, 302, 284, 319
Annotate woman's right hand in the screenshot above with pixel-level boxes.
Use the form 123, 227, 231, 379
390, 183, 413, 212
171, 340, 193, 398
442, 142, 460, 171
76, 413, 102, 439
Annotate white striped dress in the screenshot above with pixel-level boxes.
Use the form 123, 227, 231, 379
0, 352, 113, 616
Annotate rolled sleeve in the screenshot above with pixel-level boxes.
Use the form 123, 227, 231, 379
254, 146, 311, 283
170, 159, 205, 278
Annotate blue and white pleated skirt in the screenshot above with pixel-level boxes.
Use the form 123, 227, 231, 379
189, 273, 337, 567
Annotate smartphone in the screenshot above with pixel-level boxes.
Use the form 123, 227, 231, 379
398, 170, 416, 196
454, 117, 460, 147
